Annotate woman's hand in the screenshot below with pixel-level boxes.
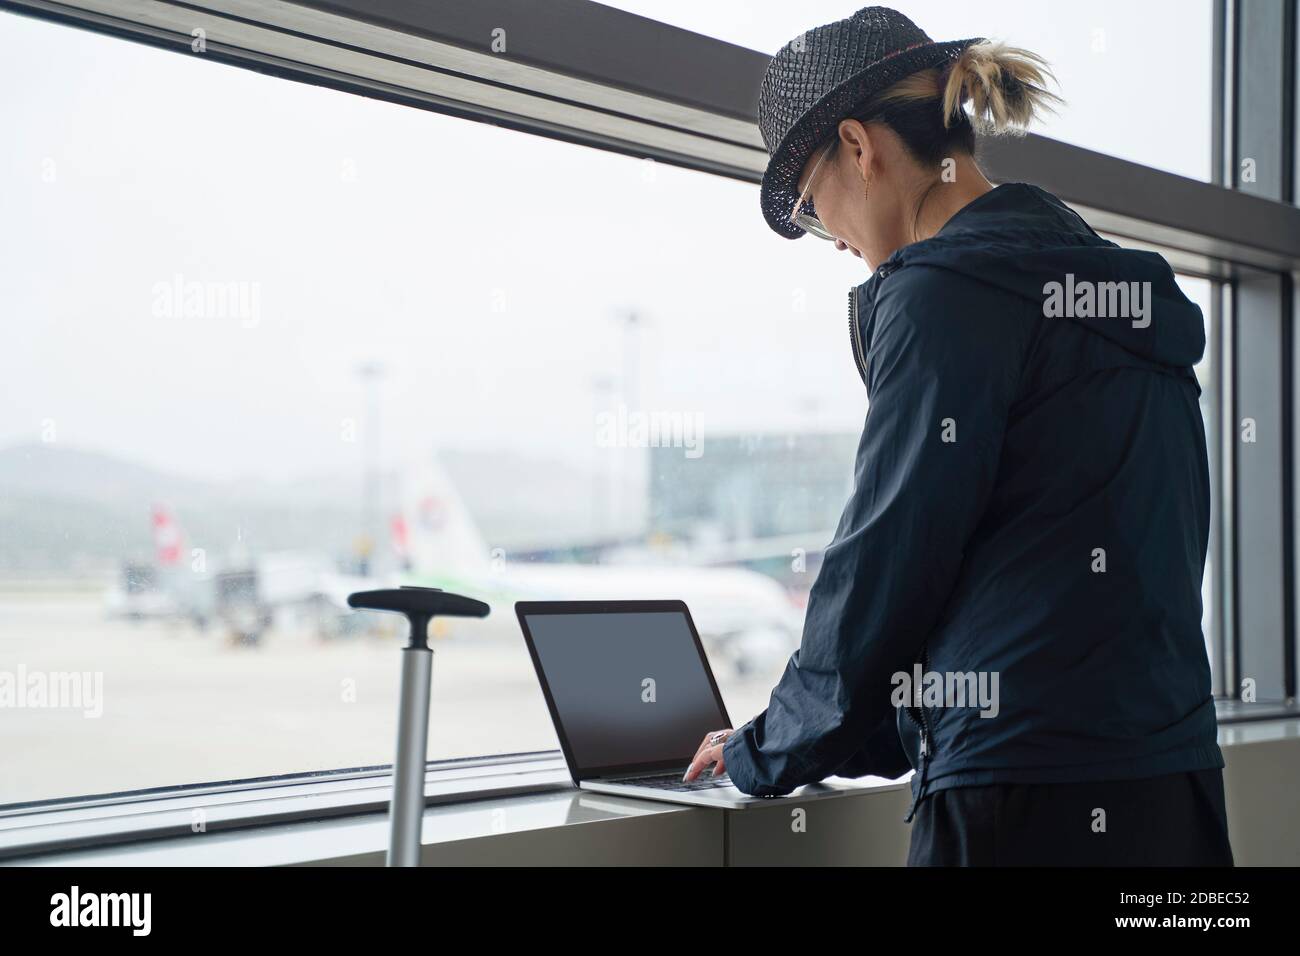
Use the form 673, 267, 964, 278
682, 729, 734, 782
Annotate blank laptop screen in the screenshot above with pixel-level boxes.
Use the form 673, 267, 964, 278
523, 610, 728, 774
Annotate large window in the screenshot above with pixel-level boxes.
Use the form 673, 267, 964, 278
0, 2, 1253, 811
0, 11, 871, 804
1177, 275, 1222, 687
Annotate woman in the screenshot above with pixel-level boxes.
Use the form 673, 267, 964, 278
682, 6, 1233, 866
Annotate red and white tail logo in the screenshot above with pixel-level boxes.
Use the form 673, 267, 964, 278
151, 505, 183, 566
395, 460, 489, 575
390, 513, 410, 561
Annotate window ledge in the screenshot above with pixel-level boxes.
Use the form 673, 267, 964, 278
0, 752, 574, 862
3, 761, 911, 867
1214, 698, 1300, 724
5, 716, 1299, 865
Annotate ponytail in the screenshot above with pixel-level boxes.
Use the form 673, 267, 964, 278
827, 40, 1061, 165
941, 40, 1061, 134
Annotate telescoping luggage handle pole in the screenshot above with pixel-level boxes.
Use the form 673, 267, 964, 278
346, 586, 490, 867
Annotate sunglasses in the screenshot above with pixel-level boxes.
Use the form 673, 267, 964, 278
789, 144, 838, 241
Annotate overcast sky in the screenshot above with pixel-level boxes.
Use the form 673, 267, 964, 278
605, 0, 1212, 179
0, 3, 1211, 485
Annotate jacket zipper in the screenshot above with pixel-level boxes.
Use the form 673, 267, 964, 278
847, 286, 867, 386
852, 263, 930, 821
902, 642, 934, 824
848, 264, 897, 388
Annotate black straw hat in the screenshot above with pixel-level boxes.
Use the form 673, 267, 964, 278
758, 6, 983, 238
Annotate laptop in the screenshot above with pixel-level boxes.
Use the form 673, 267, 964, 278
516, 599, 842, 809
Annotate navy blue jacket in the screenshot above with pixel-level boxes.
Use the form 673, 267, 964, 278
723, 182, 1223, 819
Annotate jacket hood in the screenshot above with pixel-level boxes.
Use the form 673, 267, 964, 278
870, 182, 1205, 369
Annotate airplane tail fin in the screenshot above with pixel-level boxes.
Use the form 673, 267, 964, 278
394, 457, 490, 577
151, 505, 184, 567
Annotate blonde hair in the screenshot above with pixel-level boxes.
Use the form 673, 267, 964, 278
874, 40, 1062, 136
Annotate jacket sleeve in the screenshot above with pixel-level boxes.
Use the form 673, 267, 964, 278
723, 266, 1030, 797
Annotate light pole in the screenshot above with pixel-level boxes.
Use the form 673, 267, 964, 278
356, 362, 385, 575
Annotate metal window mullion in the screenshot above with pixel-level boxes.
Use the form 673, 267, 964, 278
1225, 281, 1240, 697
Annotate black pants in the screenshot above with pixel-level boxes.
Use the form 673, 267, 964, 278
906, 769, 1234, 866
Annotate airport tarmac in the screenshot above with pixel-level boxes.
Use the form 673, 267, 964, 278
0, 589, 783, 806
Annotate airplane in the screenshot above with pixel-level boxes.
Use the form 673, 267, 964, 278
105, 458, 810, 671
105, 506, 381, 645
104, 506, 216, 627
390, 458, 807, 676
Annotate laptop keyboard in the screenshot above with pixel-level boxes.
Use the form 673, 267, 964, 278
620, 770, 734, 791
